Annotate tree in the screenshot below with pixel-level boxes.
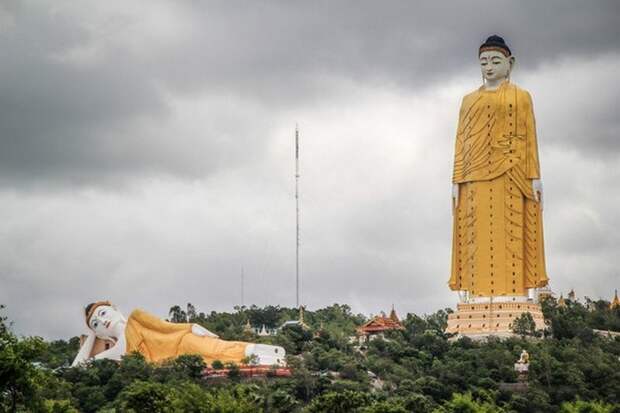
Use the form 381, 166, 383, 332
304, 390, 371, 413
168, 305, 187, 323
186, 303, 197, 322
511, 312, 537, 337
265, 388, 298, 412
73, 385, 107, 413
275, 324, 313, 354
190, 387, 259, 413
0, 304, 8, 335
35, 337, 80, 369
115, 381, 172, 413
402, 393, 437, 412
225, 362, 241, 381
100, 352, 152, 403
506, 387, 552, 413
362, 400, 408, 413
44, 399, 79, 412
559, 399, 616, 413
167, 354, 205, 381
434, 392, 505, 413
0, 305, 47, 412
171, 382, 261, 412
541, 297, 595, 340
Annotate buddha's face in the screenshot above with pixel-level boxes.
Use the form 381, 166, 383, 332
479, 50, 514, 82
88, 305, 125, 338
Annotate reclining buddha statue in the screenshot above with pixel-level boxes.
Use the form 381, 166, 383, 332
71, 301, 285, 367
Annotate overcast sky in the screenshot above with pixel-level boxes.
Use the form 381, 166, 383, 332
1, 1, 619, 339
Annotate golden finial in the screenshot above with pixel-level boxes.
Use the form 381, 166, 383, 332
389, 305, 400, 322
610, 289, 620, 310
243, 319, 252, 333
558, 294, 567, 308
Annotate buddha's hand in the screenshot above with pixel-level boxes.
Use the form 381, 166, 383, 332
71, 330, 97, 367
452, 183, 460, 212
532, 179, 543, 210
191, 324, 219, 338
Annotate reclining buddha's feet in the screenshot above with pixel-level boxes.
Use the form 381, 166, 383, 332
245, 344, 286, 366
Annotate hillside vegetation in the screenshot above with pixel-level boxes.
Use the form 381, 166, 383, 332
1, 297, 619, 412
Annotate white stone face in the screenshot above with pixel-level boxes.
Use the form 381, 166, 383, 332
479, 50, 513, 83
88, 305, 125, 339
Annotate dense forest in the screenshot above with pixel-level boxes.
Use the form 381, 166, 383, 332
1, 296, 619, 412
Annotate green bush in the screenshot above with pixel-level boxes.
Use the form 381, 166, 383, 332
115, 381, 172, 413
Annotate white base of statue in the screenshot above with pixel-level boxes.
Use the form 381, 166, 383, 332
446, 297, 545, 339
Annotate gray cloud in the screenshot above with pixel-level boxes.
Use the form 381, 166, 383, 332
522, 54, 620, 159
0, 1, 618, 185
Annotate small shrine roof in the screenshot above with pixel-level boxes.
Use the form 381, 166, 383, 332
357, 312, 404, 335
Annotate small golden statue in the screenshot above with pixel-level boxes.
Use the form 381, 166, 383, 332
517, 349, 529, 365
514, 349, 530, 379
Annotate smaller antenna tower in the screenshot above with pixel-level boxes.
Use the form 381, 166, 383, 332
295, 124, 301, 308
241, 266, 245, 308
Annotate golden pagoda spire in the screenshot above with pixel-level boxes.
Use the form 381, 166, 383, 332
298, 305, 309, 329
313, 321, 325, 339
610, 289, 620, 310
557, 294, 567, 308
243, 319, 253, 333
389, 304, 400, 323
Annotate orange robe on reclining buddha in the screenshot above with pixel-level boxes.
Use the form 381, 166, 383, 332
125, 309, 248, 365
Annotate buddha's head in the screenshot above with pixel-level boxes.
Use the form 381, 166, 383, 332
85, 301, 126, 339
479, 35, 515, 83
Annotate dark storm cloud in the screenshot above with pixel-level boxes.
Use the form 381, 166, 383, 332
0, 1, 618, 185
170, 1, 620, 93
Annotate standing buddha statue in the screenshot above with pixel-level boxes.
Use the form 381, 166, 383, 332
446, 35, 549, 337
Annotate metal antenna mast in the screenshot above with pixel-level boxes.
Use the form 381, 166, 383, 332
295, 125, 301, 308
241, 266, 245, 308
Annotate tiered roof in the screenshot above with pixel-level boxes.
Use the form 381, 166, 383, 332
358, 307, 404, 335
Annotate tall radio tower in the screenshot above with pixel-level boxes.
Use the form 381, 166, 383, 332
295, 125, 301, 308
240, 266, 245, 308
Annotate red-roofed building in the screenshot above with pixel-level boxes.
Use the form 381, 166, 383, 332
356, 306, 404, 343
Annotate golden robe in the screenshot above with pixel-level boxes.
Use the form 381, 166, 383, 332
125, 309, 248, 365
449, 82, 548, 297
